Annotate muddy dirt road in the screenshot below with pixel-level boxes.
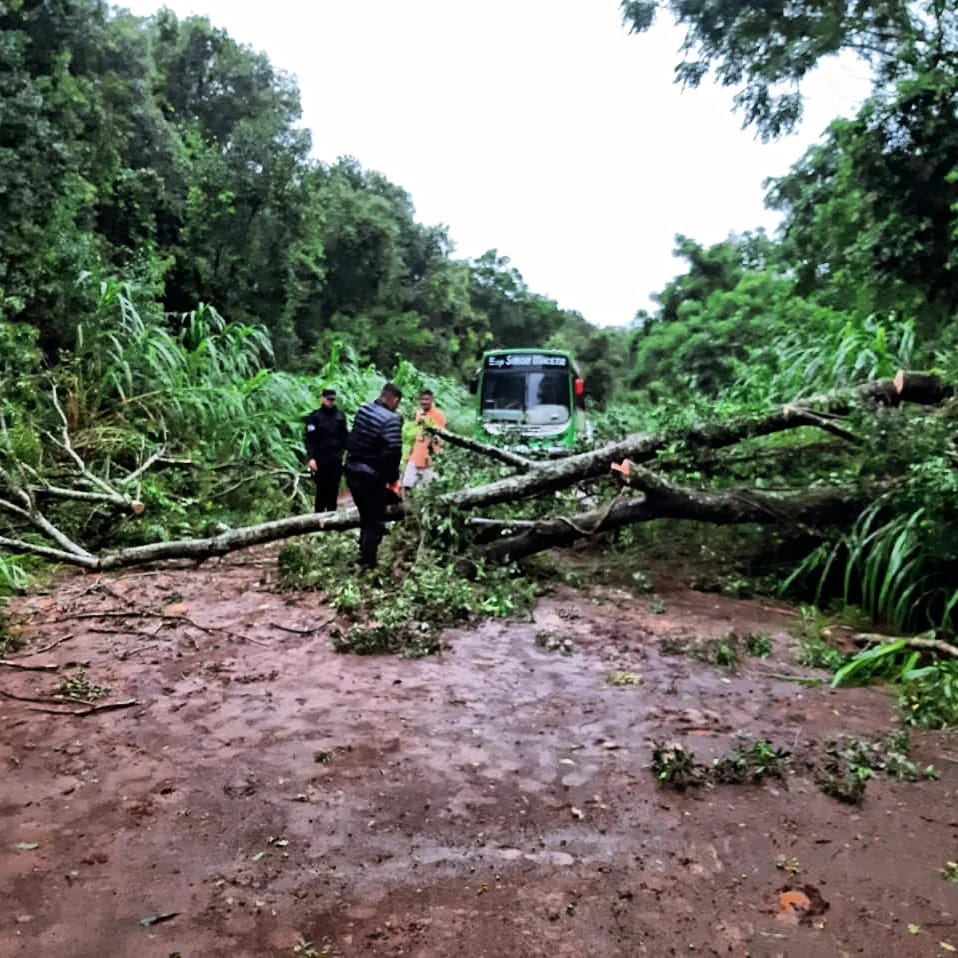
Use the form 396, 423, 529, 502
1, 558, 956, 957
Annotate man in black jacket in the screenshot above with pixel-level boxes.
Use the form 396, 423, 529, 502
345, 383, 403, 570
304, 387, 349, 512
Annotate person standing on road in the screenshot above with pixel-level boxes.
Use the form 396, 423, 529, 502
304, 387, 349, 513
401, 389, 446, 490
344, 383, 403, 570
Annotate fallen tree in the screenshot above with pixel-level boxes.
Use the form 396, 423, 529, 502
470, 467, 872, 565
0, 371, 952, 571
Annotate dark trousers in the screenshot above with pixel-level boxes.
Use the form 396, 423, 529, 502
313, 462, 343, 513
346, 471, 387, 569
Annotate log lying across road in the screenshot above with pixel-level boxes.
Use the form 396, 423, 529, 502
1, 371, 952, 571
473, 467, 870, 564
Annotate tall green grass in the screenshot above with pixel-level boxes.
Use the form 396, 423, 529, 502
783, 499, 958, 635
4, 281, 477, 541
0, 554, 30, 596
729, 314, 916, 405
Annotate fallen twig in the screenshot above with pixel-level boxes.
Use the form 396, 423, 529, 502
0, 688, 94, 706
23, 634, 75, 657
53, 607, 262, 647
753, 669, 826, 687
852, 631, 958, 658
87, 626, 156, 638
59, 610, 155, 621
26, 698, 139, 717
0, 660, 60, 672
269, 615, 337, 636
115, 645, 155, 661
159, 613, 267, 647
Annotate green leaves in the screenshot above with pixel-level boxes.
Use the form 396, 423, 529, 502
621, 0, 946, 139
831, 638, 911, 687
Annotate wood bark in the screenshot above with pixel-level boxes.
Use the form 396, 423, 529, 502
893, 370, 954, 405
473, 468, 868, 564
74, 506, 383, 571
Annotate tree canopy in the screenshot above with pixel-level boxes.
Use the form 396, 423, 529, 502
621, 0, 958, 138
1, 0, 615, 386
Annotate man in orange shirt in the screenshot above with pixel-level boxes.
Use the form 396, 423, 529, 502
401, 389, 446, 489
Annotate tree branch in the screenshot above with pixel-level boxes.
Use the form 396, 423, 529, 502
0, 372, 948, 572
46, 382, 121, 499
780, 405, 861, 443
118, 446, 169, 486
26, 480, 145, 510
0, 485, 94, 560
0, 535, 98, 566
429, 427, 534, 471
472, 469, 867, 564
853, 631, 958, 659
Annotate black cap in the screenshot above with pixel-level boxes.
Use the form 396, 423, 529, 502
322, 388, 337, 398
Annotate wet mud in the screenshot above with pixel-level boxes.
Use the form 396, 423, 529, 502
1, 555, 956, 957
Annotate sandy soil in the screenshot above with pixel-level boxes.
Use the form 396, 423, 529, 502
1, 554, 956, 958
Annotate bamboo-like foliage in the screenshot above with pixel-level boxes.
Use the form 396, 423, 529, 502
2, 282, 478, 554
841, 503, 926, 630
790, 498, 958, 634
67, 281, 278, 453
730, 314, 916, 405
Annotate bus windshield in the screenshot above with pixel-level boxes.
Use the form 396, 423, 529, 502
481, 368, 571, 425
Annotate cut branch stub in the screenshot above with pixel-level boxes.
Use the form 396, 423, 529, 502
893, 370, 954, 405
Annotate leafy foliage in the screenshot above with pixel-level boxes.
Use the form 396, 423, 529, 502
278, 532, 537, 658
711, 739, 791, 785
652, 738, 791, 790
658, 629, 771, 669
784, 414, 958, 635
54, 669, 110, 701
621, 0, 956, 139
817, 729, 937, 803
833, 640, 958, 729
0, 2, 612, 392
651, 742, 708, 791
897, 660, 958, 729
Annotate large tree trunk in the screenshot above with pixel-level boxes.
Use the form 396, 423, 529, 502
473, 467, 868, 564
894, 370, 954, 405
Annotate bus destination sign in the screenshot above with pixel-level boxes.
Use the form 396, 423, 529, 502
485, 353, 569, 369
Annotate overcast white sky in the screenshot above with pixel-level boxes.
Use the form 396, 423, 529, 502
120, 0, 871, 327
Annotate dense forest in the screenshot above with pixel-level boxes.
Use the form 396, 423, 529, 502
0, 0, 623, 388
2, 1, 958, 721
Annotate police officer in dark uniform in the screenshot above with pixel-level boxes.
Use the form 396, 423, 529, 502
344, 383, 403, 570
304, 387, 349, 512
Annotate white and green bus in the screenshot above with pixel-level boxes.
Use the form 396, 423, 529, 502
470, 348, 590, 455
